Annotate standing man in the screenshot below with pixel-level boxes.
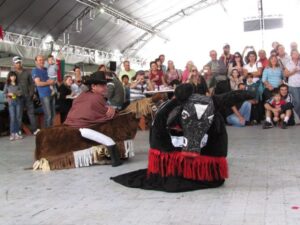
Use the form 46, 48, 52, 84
32, 55, 55, 128
284, 49, 300, 120
12, 56, 39, 135
206, 50, 229, 94
277, 44, 290, 70
219, 44, 234, 68
159, 54, 167, 73
258, 50, 269, 70
119, 60, 136, 81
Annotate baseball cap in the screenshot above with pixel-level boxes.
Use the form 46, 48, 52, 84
12, 56, 22, 64
223, 43, 230, 48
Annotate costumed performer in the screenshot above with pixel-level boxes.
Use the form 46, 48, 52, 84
111, 83, 254, 192
64, 71, 122, 167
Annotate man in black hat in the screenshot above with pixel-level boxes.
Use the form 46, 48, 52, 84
64, 71, 122, 167
65, 71, 115, 128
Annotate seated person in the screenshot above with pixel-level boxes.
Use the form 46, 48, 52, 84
263, 84, 294, 129
187, 66, 209, 95
64, 71, 122, 166
229, 69, 243, 91
121, 75, 130, 108
130, 70, 153, 102
226, 83, 252, 127
269, 90, 286, 125
245, 73, 261, 123
121, 74, 130, 88
149, 61, 166, 89
106, 72, 125, 110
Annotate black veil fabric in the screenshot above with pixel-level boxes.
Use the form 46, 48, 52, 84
111, 90, 254, 192
111, 169, 224, 193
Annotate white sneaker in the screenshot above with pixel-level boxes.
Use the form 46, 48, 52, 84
9, 134, 15, 141
15, 133, 23, 140
33, 129, 41, 136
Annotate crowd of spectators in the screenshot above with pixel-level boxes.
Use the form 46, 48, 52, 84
1, 40, 300, 141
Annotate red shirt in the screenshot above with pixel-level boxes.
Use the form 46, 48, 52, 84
150, 70, 164, 86
271, 99, 286, 108
259, 58, 269, 69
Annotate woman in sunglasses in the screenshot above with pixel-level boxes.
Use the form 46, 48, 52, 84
227, 52, 244, 77
187, 66, 209, 96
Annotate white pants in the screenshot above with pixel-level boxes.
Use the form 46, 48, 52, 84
79, 128, 115, 146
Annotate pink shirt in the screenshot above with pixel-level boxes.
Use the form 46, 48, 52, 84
181, 69, 190, 83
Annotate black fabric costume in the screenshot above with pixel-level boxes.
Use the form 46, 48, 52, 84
58, 83, 73, 123
111, 86, 254, 192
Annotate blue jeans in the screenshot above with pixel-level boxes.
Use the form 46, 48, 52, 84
227, 101, 251, 127
8, 99, 21, 133
40, 96, 56, 128
288, 86, 300, 118
19, 95, 37, 132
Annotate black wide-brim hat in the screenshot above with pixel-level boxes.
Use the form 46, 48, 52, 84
85, 71, 112, 85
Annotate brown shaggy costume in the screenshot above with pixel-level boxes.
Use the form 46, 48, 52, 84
34, 96, 163, 170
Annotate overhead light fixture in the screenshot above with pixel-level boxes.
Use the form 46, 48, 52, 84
99, 7, 105, 13
44, 34, 54, 43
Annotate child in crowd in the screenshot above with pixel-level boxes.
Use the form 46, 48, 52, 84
46, 55, 58, 96
121, 74, 130, 107
245, 73, 260, 124
267, 89, 287, 127
3, 71, 23, 141
229, 69, 243, 90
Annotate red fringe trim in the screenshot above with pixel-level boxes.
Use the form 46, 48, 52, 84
147, 148, 228, 181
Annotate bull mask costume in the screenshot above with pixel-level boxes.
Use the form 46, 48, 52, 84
112, 84, 254, 192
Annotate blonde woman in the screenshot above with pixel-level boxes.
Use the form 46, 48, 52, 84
187, 66, 209, 96
181, 60, 194, 83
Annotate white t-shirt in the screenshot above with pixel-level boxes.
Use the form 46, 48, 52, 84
243, 62, 262, 83
285, 60, 300, 87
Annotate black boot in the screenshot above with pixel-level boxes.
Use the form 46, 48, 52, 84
107, 145, 122, 167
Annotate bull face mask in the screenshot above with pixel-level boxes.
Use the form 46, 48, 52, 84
168, 94, 214, 153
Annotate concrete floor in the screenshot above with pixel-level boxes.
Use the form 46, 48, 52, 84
1, 126, 300, 225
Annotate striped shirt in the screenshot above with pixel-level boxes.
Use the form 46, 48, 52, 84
262, 67, 283, 88
130, 83, 147, 102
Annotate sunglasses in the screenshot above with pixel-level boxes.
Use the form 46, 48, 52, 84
192, 69, 197, 72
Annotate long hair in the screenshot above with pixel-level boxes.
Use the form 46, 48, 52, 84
245, 51, 258, 64
230, 68, 241, 78
232, 52, 244, 67
6, 71, 18, 85
268, 55, 280, 68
